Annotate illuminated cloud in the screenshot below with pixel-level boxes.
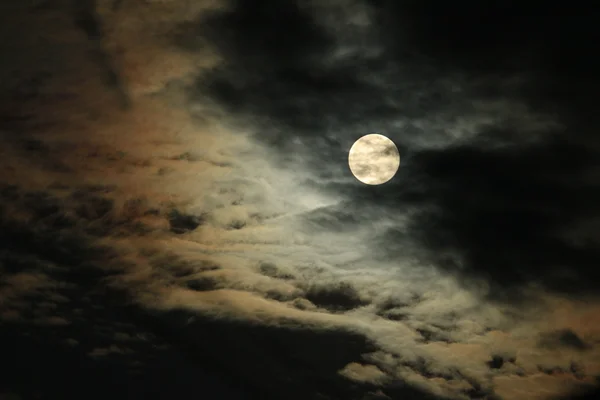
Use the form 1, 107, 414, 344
0, 1, 598, 399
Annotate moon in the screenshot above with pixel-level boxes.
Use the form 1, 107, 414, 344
348, 134, 400, 185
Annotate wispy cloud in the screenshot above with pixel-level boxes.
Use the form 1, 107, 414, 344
1, 1, 599, 399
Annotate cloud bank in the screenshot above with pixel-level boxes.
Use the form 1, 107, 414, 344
1, 1, 599, 399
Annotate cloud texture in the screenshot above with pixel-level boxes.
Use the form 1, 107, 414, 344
1, 1, 599, 399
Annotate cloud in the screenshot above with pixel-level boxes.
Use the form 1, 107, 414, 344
1, 1, 599, 399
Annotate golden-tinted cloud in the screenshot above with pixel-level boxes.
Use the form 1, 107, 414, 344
1, 1, 599, 399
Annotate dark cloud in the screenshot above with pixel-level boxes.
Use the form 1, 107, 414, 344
0, 186, 257, 399
186, 0, 600, 301
0, 290, 256, 400
4, 1, 600, 399
539, 330, 592, 352
167, 209, 206, 234
185, 1, 404, 150
303, 281, 368, 312
394, 138, 600, 298
186, 2, 599, 159
72, 0, 131, 108
158, 311, 442, 400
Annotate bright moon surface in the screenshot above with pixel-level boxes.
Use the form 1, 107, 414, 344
348, 134, 400, 185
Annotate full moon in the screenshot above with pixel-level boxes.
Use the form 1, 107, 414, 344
348, 134, 400, 185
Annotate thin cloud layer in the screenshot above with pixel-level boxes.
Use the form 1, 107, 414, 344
1, 1, 599, 399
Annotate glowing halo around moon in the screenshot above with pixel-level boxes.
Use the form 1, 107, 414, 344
348, 133, 400, 185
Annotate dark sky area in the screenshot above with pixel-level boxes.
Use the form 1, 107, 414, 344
194, 1, 600, 298
1, 1, 599, 399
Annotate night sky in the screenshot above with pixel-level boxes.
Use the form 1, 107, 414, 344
1, 1, 599, 399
